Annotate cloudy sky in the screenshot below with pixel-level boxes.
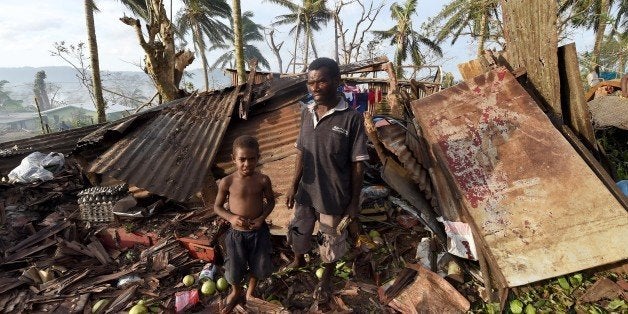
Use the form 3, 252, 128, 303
0, 0, 594, 76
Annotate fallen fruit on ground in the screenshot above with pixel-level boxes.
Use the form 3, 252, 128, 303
129, 303, 148, 314
216, 277, 229, 291
368, 230, 381, 238
182, 274, 195, 286
91, 299, 109, 313
315, 267, 325, 279
201, 280, 216, 295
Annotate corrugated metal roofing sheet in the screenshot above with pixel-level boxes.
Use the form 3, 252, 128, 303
0, 124, 102, 175
88, 87, 240, 202
411, 68, 628, 287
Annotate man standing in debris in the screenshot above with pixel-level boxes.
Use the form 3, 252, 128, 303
285, 57, 369, 304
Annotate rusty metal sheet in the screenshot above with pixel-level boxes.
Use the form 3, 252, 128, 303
411, 68, 628, 287
88, 88, 240, 203
251, 56, 389, 106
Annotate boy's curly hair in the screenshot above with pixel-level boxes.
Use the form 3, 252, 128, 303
232, 135, 260, 154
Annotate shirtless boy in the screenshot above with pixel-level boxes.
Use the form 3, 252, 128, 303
213, 135, 276, 313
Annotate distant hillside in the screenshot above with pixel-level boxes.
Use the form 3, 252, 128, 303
0, 66, 231, 109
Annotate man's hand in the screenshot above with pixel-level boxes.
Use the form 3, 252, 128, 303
346, 200, 360, 219
285, 187, 297, 209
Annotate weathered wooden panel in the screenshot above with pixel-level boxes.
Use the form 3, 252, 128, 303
411, 68, 628, 287
501, 0, 562, 119
557, 43, 596, 148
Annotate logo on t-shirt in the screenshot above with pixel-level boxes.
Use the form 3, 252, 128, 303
332, 125, 349, 136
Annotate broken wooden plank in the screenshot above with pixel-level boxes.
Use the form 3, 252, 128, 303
2, 239, 58, 263
104, 284, 138, 314
8, 220, 71, 253
87, 236, 113, 265
387, 263, 470, 313
557, 43, 597, 151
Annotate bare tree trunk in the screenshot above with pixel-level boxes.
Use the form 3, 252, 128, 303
293, 23, 301, 73
304, 21, 311, 71
232, 0, 246, 84
85, 0, 106, 123
591, 0, 609, 75
192, 23, 210, 91
477, 9, 488, 56
265, 29, 284, 73
120, 0, 193, 102
334, 13, 339, 62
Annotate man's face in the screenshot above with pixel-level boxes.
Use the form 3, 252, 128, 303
307, 67, 340, 106
232, 147, 259, 176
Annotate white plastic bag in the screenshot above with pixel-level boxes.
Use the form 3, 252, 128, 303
437, 217, 478, 260
8, 152, 65, 183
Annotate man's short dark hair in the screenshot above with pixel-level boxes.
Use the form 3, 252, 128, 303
233, 135, 260, 154
308, 57, 340, 78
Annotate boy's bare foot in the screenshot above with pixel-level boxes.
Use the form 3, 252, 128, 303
314, 282, 332, 305
221, 289, 242, 314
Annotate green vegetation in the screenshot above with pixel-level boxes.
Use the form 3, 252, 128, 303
598, 129, 628, 180
474, 272, 628, 313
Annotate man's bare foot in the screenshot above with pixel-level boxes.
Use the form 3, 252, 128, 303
284, 254, 306, 269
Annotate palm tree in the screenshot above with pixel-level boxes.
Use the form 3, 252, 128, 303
232, 0, 246, 84
372, 0, 442, 77
84, 0, 106, 123
431, 0, 502, 56
266, 0, 332, 72
175, 0, 231, 91
561, 0, 618, 74
209, 11, 271, 71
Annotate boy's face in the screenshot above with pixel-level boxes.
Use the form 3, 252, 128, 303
232, 147, 259, 176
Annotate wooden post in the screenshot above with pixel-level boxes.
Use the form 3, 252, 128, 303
34, 97, 46, 134
557, 43, 597, 150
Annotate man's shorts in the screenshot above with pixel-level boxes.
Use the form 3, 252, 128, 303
287, 203, 348, 263
224, 223, 273, 285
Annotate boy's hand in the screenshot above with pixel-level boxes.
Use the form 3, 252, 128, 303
229, 214, 248, 229
249, 217, 264, 230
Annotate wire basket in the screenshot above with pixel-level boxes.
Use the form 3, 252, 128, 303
78, 184, 128, 222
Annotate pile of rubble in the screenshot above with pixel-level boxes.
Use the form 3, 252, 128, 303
1, 58, 626, 313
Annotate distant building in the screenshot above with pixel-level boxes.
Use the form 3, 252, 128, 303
0, 103, 133, 132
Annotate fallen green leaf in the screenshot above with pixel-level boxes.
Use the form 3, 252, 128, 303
568, 273, 583, 287
606, 299, 626, 310
524, 303, 536, 314
510, 299, 524, 314
557, 277, 570, 291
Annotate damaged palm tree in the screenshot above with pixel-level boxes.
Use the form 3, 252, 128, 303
120, 0, 195, 102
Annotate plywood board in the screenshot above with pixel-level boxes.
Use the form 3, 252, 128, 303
411, 68, 628, 287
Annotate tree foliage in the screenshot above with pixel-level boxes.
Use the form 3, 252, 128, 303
120, 0, 195, 102
175, 0, 231, 91
209, 11, 270, 70
267, 0, 332, 72
431, 0, 503, 55
372, 0, 442, 77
